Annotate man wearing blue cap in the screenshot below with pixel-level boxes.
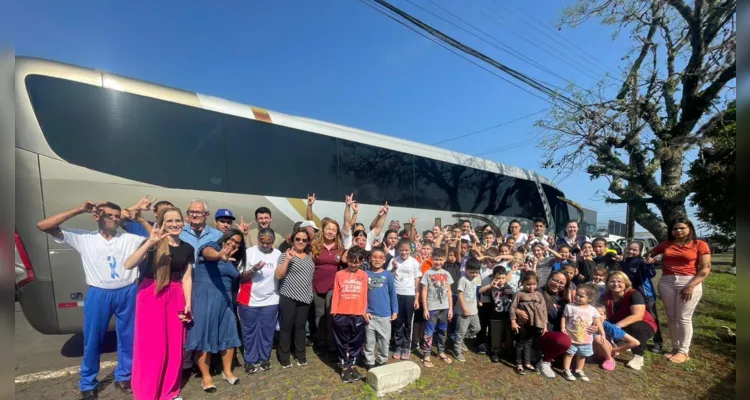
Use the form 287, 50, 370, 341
214, 208, 236, 233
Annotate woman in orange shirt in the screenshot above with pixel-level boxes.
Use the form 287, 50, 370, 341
646, 218, 711, 364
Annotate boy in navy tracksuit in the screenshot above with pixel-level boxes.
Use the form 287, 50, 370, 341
621, 242, 663, 353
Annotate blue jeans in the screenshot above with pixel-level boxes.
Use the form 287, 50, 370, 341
81, 284, 136, 391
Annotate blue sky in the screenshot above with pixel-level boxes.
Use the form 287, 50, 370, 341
7, 0, 699, 232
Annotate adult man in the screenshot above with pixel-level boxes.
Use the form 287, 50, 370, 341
245, 206, 285, 247
525, 218, 556, 249
36, 201, 144, 399
180, 200, 222, 260
214, 208, 236, 233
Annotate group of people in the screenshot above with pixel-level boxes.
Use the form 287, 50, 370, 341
35, 193, 713, 400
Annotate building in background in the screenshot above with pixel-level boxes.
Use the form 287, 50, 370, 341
567, 205, 598, 236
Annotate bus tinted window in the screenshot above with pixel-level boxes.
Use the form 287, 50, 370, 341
414, 156, 545, 218
542, 184, 570, 236
337, 141, 414, 207
223, 115, 339, 201
26, 75, 228, 192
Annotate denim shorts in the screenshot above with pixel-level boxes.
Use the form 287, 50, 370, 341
566, 343, 594, 357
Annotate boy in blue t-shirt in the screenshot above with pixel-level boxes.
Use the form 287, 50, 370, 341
364, 247, 398, 368
593, 305, 641, 371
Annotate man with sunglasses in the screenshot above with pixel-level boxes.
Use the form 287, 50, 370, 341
37, 201, 146, 399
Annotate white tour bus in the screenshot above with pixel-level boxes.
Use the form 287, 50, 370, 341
14, 56, 574, 334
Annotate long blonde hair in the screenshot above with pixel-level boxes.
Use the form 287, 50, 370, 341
311, 217, 343, 259
153, 207, 183, 293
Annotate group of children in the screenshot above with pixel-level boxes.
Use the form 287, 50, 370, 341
328, 226, 661, 383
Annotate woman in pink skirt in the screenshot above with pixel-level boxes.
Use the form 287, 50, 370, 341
125, 207, 194, 400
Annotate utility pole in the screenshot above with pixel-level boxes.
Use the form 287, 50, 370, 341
625, 203, 635, 239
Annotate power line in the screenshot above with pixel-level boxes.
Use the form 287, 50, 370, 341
472, 1, 608, 83
358, 0, 564, 106
503, 0, 622, 77
431, 109, 547, 145
475, 129, 542, 156
413, 0, 587, 93
363, 0, 582, 108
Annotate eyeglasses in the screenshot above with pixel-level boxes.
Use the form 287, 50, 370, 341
187, 210, 206, 216
294, 237, 308, 243
349, 258, 364, 264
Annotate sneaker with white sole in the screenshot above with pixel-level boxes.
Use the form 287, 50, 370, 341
562, 369, 577, 381
478, 343, 488, 355
537, 361, 555, 379
626, 354, 644, 370
574, 370, 590, 382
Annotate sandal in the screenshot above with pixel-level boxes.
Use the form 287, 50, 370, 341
669, 353, 690, 364
524, 364, 538, 373
423, 358, 434, 368
438, 354, 453, 364
664, 351, 678, 359
515, 365, 526, 375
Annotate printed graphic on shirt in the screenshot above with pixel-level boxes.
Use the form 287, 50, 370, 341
564, 304, 600, 344
425, 273, 450, 305
340, 274, 367, 301
368, 275, 387, 290
491, 288, 513, 313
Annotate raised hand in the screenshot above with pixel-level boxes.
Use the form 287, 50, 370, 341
147, 223, 170, 244
345, 193, 355, 207
382, 201, 390, 215
235, 216, 252, 235
219, 242, 237, 262
286, 248, 298, 260
351, 202, 360, 213
307, 193, 316, 206
134, 195, 157, 211
409, 216, 417, 226
79, 200, 101, 213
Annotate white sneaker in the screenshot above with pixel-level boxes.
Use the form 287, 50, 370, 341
562, 369, 577, 381
537, 361, 555, 379
627, 355, 644, 370
574, 370, 590, 382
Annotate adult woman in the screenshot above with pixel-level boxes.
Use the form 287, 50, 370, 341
505, 220, 528, 249
599, 271, 657, 370
556, 220, 590, 260
646, 218, 711, 363
276, 229, 315, 368
310, 218, 344, 359
185, 229, 245, 392
515, 271, 573, 379
237, 228, 281, 374
125, 207, 193, 400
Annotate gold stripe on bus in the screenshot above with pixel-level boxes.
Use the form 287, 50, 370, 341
288, 198, 321, 227
251, 107, 272, 123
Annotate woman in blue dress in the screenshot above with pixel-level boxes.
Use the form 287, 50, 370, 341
185, 228, 245, 392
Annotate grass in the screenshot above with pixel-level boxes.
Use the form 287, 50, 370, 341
383, 271, 736, 399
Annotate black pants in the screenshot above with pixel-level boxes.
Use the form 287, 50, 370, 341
412, 306, 425, 349
645, 298, 663, 344
515, 325, 541, 365
332, 314, 367, 368
490, 319, 512, 356
623, 321, 655, 356
393, 295, 415, 351
277, 295, 311, 364
313, 291, 335, 352
476, 302, 492, 345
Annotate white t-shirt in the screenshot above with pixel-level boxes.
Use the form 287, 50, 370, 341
387, 256, 423, 296
505, 233, 529, 249
343, 230, 384, 251
526, 234, 552, 248
57, 229, 144, 289
238, 246, 281, 307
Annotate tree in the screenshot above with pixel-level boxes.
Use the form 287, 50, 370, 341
538, 0, 736, 241
688, 100, 735, 243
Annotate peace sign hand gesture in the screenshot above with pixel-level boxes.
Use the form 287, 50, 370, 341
235, 216, 252, 235
307, 193, 316, 206
345, 193, 355, 207
219, 242, 237, 262
147, 223, 170, 245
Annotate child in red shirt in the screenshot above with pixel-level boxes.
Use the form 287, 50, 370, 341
331, 246, 369, 383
